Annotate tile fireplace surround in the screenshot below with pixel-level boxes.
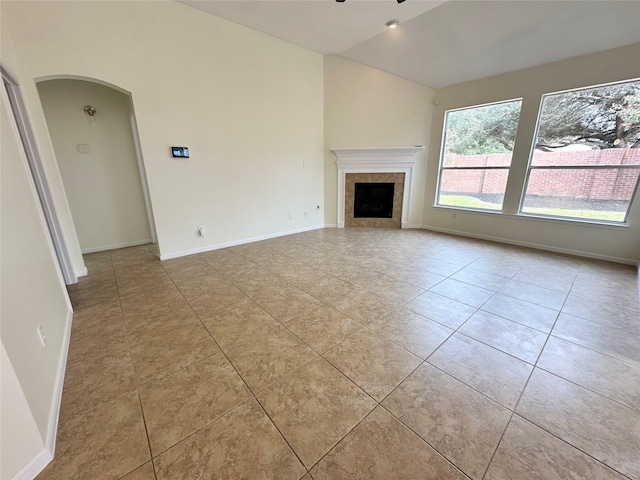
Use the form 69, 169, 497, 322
332, 147, 423, 229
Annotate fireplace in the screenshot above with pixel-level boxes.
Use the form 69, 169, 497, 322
345, 173, 405, 227
354, 183, 395, 218
332, 147, 423, 228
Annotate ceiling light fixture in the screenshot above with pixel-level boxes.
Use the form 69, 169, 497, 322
386, 19, 399, 29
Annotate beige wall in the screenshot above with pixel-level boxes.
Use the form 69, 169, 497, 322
424, 44, 640, 263
38, 79, 152, 253
323, 55, 434, 226
1, 0, 324, 260
1, 85, 72, 475
1, 342, 46, 479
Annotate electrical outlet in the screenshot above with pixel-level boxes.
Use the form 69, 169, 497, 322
37, 324, 46, 347
198, 226, 206, 237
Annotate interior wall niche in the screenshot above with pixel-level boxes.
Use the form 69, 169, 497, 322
345, 172, 405, 228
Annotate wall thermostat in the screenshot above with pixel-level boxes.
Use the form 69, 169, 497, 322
171, 146, 189, 158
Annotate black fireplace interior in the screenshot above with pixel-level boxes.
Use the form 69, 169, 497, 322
354, 182, 395, 218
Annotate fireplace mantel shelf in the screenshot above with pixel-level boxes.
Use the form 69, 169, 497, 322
332, 147, 424, 229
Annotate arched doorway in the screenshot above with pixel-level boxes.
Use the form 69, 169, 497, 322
36, 78, 156, 255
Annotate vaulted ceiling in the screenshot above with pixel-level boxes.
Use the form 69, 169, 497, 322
178, 0, 640, 89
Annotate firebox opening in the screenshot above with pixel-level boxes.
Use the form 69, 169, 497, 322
354, 182, 395, 218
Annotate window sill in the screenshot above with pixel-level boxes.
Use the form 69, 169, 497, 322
432, 205, 630, 230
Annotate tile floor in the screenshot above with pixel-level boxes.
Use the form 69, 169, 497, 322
37, 228, 640, 480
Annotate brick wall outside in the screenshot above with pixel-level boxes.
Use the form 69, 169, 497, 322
441, 149, 640, 200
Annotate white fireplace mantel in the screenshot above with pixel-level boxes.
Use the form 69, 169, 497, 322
332, 147, 423, 228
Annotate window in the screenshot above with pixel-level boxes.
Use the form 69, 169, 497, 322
521, 79, 640, 223
436, 99, 522, 211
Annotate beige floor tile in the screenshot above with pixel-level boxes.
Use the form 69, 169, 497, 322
511, 268, 576, 294
357, 276, 425, 305
430, 278, 494, 308
562, 292, 640, 335
153, 399, 305, 480
119, 285, 183, 314
67, 268, 116, 293
111, 245, 157, 269
517, 369, 640, 479
404, 291, 476, 329
328, 288, 396, 325
117, 274, 177, 298
431, 248, 482, 267
201, 299, 280, 350
173, 271, 234, 297
257, 358, 376, 468
66, 316, 129, 364
450, 267, 510, 291
324, 329, 422, 401
467, 257, 523, 277
252, 285, 322, 323
428, 333, 532, 409
485, 415, 626, 480
37, 392, 150, 480
59, 350, 137, 423
71, 299, 123, 333
226, 325, 318, 392
296, 275, 355, 304
537, 336, 640, 410
383, 363, 511, 480
285, 305, 362, 353
120, 462, 156, 480
412, 257, 462, 276
367, 307, 453, 359
310, 407, 466, 480
122, 298, 199, 346
83, 251, 113, 274
552, 313, 640, 366
481, 293, 558, 333
140, 353, 251, 455
47, 235, 640, 480
129, 323, 220, 384
69, 283, 119, 309
384, 265, 446, 290
499, 279, 567, 310
459, 310, 548, 364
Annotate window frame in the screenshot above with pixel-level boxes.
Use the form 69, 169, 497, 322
435, 98, 523, 213
518, 79, 640, 226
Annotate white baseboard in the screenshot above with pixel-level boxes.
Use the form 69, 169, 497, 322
14, 309, 72, 480
324, 224, 337, 228
75, 266, 88, 278
13, 448, 53, 480
160, 225, 326, 261
421, 225, 638, 266
403, 223, 422, 229
81, 239, 152, 254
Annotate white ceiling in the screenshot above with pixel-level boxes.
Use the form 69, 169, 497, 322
179, 0, 640, 89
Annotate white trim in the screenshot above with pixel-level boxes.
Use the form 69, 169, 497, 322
2, 64, 77, 285
81, 239, 152, 254
332, 147, 423, 229
324, 224, 338, 228
75, 267, 88, 278
129, 114, 157, 244
15, 309, 73, 480
160, 225, 325, 260
421, 225, 638, 266
13, 449, 53, 480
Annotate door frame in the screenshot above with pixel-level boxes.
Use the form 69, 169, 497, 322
1, 64, 77, 284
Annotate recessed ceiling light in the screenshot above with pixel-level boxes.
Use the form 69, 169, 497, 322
386, 19, 399, 29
